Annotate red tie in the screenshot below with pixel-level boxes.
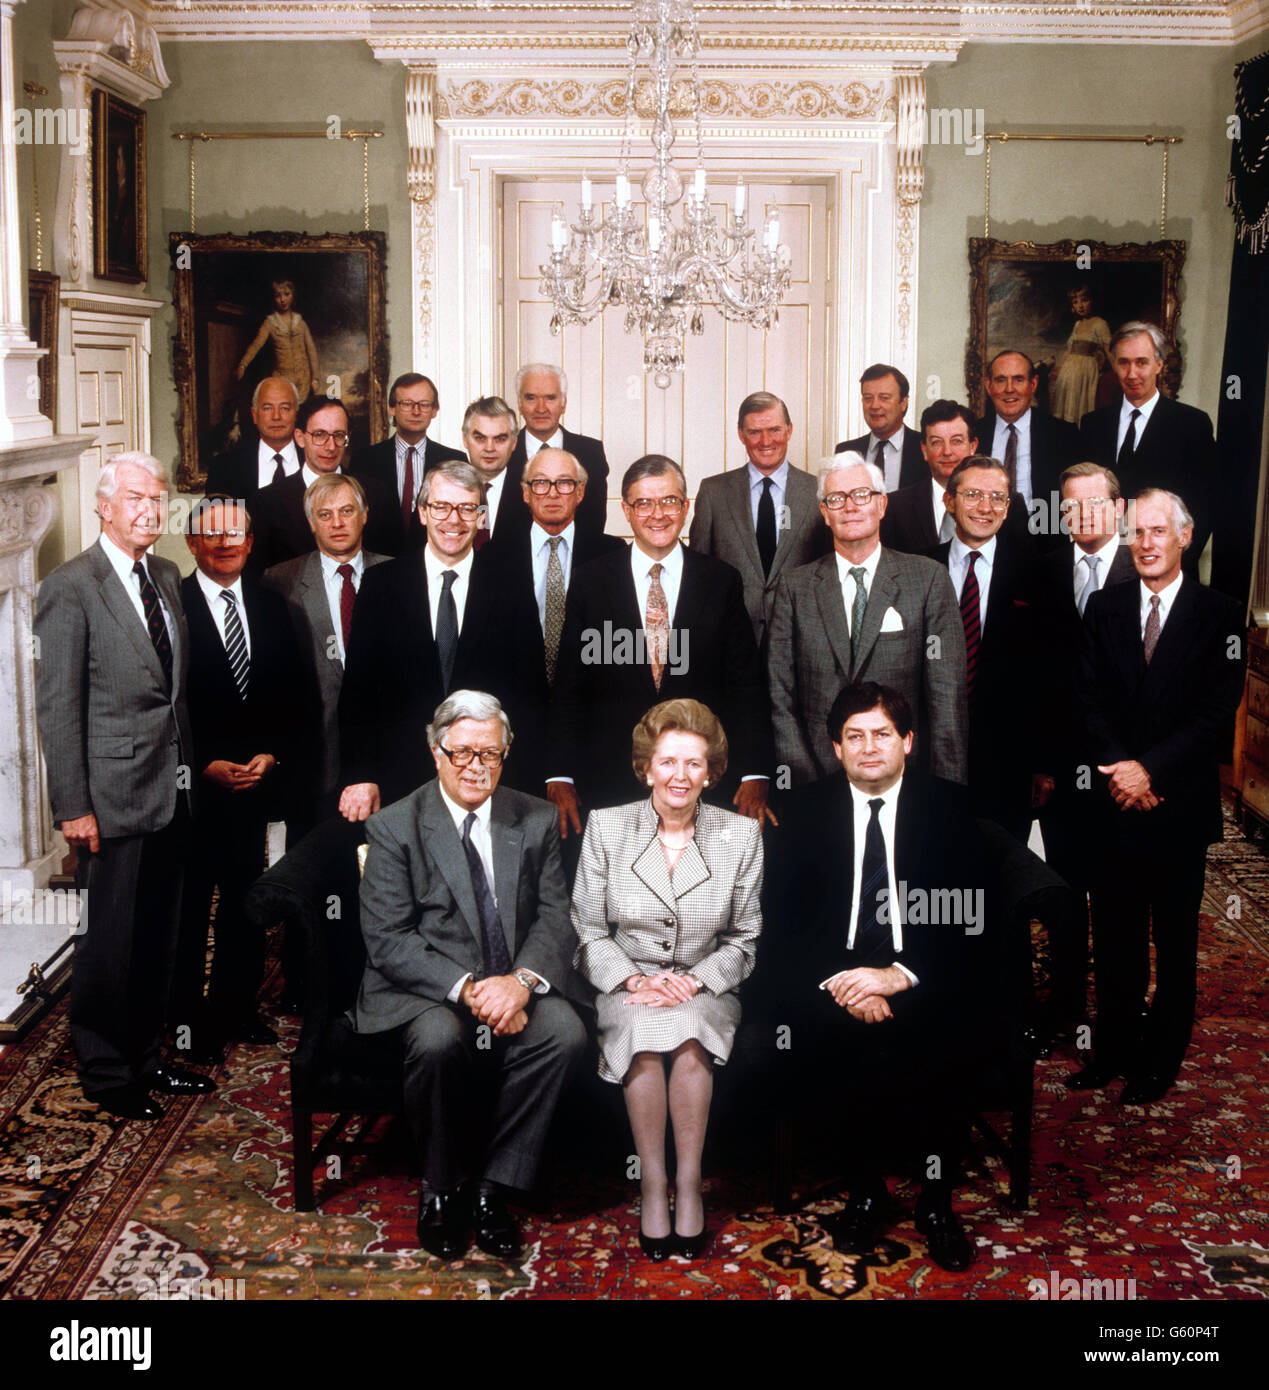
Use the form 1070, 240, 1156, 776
337, 562, 356, 653
401, 446, 416, 527
960, 550, 981, 699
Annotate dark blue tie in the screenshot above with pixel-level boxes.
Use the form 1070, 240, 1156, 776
462, 811, 511, 978
853, 798, 893, 964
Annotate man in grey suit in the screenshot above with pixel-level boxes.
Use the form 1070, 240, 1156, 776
355, 691, 584, 1262
767, 456, 967, 787
263, 473, 389, 834
688, 391, 830, 647
34, 454, 214, 1121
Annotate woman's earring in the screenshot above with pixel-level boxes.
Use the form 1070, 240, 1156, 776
702, 779, 709, 787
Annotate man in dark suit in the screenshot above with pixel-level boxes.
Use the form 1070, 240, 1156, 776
764, 682, 987, 1271
976, 349, 1081, 525
248, 395, 392, 573
688, 390, 831, 648
449, 395, 522, 545
547, 454, 775, 836
931, 456, 1054, 842
204, 376, 302, 501
34, 455, 211, 1121
1079, 321, 1216, 570
263, 473, 390, 833
349, 372, 465, 555
835, 364, 925, 492
338, 459, 546, 822
174, 497, 306, 1055
881, 400, 979, 555
767, 455, 967, 787
503, 363, 611, 535
354, 691, 584, 1260
1068, 488, 1244, 1106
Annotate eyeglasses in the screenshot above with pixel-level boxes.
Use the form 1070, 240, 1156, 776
527, 478, 579, 496
627, 496, 685, 516
823, 488, 882, 509
957, 489, 1009, 508
306, 430, 349, 446
425, 500, 483, 521
395, 398, 437, 412
198, 529, 249, 543
438, 744, 505, 768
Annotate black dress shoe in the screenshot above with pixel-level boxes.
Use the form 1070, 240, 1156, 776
417, 1192, 469, 1261
1065, 1063, 1118, 1090
824, 1190, 889, 1253
229, 1013, 278, 1046
915, 1200, 975, 1272
638, 1226, 673, 1262
1119, 1074, 1171, 1106
93, 1085, 164, 1122
149, 1064, 215, 1096
472, 1189, 522, 1261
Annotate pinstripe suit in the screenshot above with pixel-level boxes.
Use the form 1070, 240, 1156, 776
572, 799, 763, 1082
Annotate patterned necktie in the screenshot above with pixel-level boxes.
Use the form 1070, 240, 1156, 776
461, 812, 512, 978
401, 445, 416, 526
220, 589, 249, 699
646, 561, 670, 690
1004, 423, 1018, 488
132, 561, 173, 689
543, 535, 566, 685
871, 438, 887, 490
436, 568, 459, 690
960, 550, 981, 698
1143, 593, 1161, 664
848, 565, 869, 668
336, 562, 356, 653
1079, 552, 1101, 616
756, 476, 777, 576
1117, 408, 1140, 470
853, 798, 893, 962
271, 452, 286, 486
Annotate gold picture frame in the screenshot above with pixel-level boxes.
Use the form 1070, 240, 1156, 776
93, 89, 146, 283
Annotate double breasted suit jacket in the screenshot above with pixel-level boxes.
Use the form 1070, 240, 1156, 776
766, 548, 968, 788
548, 544, 775, 811
354, 780, 577, 1035
571, 799, 763, 1081
688, 465, 831, 647
35, 542, 193, 836
504, 427, 612, 536
263, 548, 390, 803
836, 426, 927, 490
350, 434, 466, 555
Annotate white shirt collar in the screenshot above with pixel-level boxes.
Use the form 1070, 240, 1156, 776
531, 519, 574, 553
849, 773, 903, 816
631, 538, 685, 581
834, 542, 882, 587
424, 544, 475, 587
438, 782, 493, 835
195, 567, 245, 610
527, 427, 565, 452
258, 439, 299, 465
302, 463, 342, 489
950, 533, 997, 570
1141, 570, 1184, 625
1121, 391, 1160, 430
319, 548, 364, 581
1076, 530, 1120, 562
99, 530, 151, 581
747, 460, 789, 491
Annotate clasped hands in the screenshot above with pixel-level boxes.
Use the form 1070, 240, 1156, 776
203, 753, 277, 792
460, 974, 530, 1036
822, 965, 910, 1023
1098, 759, 1162, 812
624, 971, 702, 1007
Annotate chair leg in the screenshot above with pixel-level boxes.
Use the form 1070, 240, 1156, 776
293, 1106, 315, 1212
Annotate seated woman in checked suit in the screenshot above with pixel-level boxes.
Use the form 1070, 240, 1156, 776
571, 699, 763, 1262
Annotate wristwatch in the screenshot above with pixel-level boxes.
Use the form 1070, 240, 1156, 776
514, 968, 540, 994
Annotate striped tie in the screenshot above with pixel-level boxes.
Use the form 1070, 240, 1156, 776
221, 589, 250, 698
960, 550, 981, 699
132, 561, 173, 689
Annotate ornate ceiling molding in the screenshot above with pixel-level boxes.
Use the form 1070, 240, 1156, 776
145, 2, 1267, 48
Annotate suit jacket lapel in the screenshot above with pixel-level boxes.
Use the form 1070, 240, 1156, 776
1142, 577, 1194, 693
852, 552, 899, 676
631, 800, 679, 915
490, 802, 521, 955
725, 468, 765, 583
812, 554, 854, 678
93, 546, 169, 687
422, 785, 484, 950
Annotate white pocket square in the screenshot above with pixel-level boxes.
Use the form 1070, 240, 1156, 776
879, 607, 904, 633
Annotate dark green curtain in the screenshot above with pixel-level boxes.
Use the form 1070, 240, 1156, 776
1213, 49, 1269, 600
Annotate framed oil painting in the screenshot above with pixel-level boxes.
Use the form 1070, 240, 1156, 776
93, 89, 146, 283
27, 269, 59, 422
966, 238, 1186, 422
170, 230, 388, 491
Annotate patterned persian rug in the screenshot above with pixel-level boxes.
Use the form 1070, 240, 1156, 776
2, 810, 1267, 1302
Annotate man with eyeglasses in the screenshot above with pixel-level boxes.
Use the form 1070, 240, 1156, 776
350, 372, 465, 555
175, 497, 306, 1058
248, 394, 392, 573
932, 456, 1054, 842
767, 455, 966, 788
339, 460, 547, 823
354, 690, 584, 1261
548, 454, 774, 833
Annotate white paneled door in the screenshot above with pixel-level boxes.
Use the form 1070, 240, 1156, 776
501, 178, 831, 528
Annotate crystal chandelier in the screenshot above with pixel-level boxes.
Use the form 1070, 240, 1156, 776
540, 0, 791, 389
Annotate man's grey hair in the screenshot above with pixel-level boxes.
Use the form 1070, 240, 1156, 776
1110, 320, 1168, 362
515, 362, 567, 398
427, 689, 514, 751
97, 452, 170, 499
251, 375, 300, 410
416, 458, 488, 508
1131, 487, 1193, 542
737, 391, 790, 430
461, 395, 517, 435
817, 453, 883, 501
524, 446, 588, 487
303, 471, 367, 525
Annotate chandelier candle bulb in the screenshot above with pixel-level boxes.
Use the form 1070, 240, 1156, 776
648, 215, 662, 252
616, 174, 631, 209
765, 216, 780, 253
694, 167, 706, 203
551, 216, 568, 253
581, 175, 593, 213
734, 178, 746, 219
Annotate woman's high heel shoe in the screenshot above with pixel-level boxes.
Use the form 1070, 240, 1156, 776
638, 1226, 673, 1262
